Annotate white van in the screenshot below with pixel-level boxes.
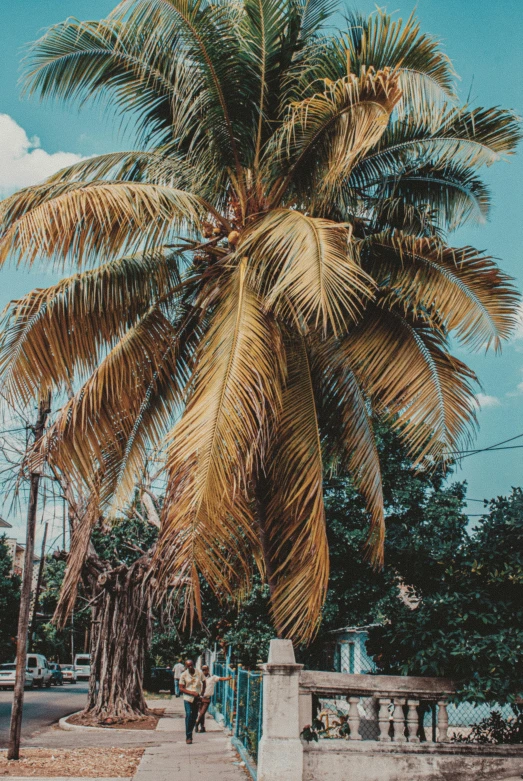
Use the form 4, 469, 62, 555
74, 654, 91, 680
25, 654, 52, 688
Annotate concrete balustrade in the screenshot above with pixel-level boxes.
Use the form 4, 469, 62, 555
257, 640, 523, 781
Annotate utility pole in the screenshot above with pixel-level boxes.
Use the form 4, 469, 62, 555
8, 395, 50, 760
29, 522, 48, 643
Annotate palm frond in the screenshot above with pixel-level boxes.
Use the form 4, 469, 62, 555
364, 235, 519, 351
267, 67, 402, 204
24, 17, 180, 147
342, 304, 478, 464
0, 181, 206, 267
367, 162, 491, 232
310, 336, 385, 564
111, 0, 246, 176
156, 261, 285, 623
241, 0, 292, 167
42, 304, 194, 508
242, 208, 374, 334
53, 492, 100, 628
353, 106, 522, 188
340, 10, 456, 113
0, 252, 182, 404
44, 150, 187, 186
265, 334, 329, 642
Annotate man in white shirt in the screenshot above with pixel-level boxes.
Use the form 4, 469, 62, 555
173, 659, 185, 698
195, 664, 231, 733
178, 659, 205, 744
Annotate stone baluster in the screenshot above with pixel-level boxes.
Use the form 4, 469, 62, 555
437, 699, 449, 743
392, 698, 407, 743
347, 696, 362, 740
378, 697, 392, 742
406, 699, 420, 743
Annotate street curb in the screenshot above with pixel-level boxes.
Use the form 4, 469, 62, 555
58, 712, 148, 733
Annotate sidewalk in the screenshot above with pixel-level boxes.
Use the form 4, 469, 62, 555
135, 696, 248, 781
5, 696, 248, 781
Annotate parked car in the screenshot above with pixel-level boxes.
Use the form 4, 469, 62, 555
145, 667, 174, 694
49, 662, 64, 686
0, 664, 34, 689
25, 654, 52, 688
60, 664, 77, 684
73, 654, 91, 681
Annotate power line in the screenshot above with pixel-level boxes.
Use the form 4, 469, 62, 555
445, 432, 523, 460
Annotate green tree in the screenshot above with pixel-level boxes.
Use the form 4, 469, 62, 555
0, 3, 519, 646
0, 536, 21, 663
368, 488, 523, 703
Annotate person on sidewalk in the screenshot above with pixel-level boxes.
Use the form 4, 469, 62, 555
195, 665, 231, 733
173, 659, 184, 698
179, 659, 205, 744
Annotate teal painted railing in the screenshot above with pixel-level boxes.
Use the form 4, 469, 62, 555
208, 660, 263, 765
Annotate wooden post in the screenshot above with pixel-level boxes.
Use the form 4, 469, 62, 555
8, 396, 50, 760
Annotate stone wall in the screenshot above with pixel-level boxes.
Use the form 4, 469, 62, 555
304, 741, 523, 781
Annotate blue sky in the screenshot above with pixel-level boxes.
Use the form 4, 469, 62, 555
0, 0, 522, 543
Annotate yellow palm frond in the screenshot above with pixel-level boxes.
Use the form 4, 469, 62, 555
265, 334, 329, 642
342, 304, 478, 464
156, 261, 285, 623
42, 305, 192, 508
0, 181, 207, 268
365, 235, 519, 351
242, 209, 374, 335
0, 252, 182, 404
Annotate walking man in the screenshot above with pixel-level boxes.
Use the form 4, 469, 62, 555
173, 659, 184, 698
195, 665, 231, 733
179, 659, 205, 744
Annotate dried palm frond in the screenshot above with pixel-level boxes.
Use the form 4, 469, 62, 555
156, 261, 285, 623
242, 209, 374, 334
0, 181, 207, 267
0, 252, 182, 403
364, 235, 519, 351
264, 334, 329, 642
53, 491, 100, 628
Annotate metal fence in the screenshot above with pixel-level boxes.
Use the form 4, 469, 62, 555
208, 660, 237, 731
208, 659, 264, 765
235, 668, 263, 761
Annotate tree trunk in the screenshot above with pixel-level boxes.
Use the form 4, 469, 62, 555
81, 555, 153, 724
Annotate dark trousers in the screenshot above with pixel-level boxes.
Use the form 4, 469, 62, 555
184, 699, 199, 740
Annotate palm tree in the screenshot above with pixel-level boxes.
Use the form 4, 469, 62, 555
0, 1, 519, 645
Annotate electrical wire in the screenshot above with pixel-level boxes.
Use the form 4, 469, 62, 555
445, 432, 523, 459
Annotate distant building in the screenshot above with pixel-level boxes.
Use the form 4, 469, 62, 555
1, 520, 40, 588
326, 625, 378, 674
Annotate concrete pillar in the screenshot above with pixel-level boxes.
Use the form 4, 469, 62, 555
257, 639, 304, 781
407, 699, 420, 743
378, 697, 392, 742
299, 690, 313, 730
437, 699, 449, 743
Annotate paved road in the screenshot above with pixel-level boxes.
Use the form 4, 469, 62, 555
0, 682, 89, 747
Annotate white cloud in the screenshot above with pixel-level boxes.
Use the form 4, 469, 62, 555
475, 392, 501, 409
506, 367, 523, 398
0, 114, 84, 196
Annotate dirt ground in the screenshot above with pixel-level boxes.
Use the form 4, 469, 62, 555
0, 747, 144, 777
67, 709, 164, 730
